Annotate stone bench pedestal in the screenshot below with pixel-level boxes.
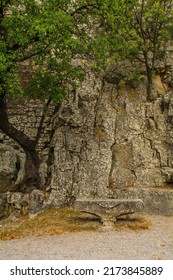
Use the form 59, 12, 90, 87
74, 199, 144, 227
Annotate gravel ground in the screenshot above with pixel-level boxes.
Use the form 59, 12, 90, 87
0, 215, 173, 260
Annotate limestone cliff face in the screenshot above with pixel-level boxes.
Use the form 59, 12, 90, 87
47, 69, 173, 210
1, 62, 173, 215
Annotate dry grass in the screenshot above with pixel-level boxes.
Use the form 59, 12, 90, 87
0, 207, 99, 242
114, 213, 151, 231
116, 218, 151, 230
0, 208, 151, 242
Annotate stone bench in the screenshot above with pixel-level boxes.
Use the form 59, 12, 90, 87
73, 198, 144, 227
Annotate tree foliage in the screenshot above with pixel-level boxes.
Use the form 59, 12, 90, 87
0, 0, 98, 101
95, 0, 173, 99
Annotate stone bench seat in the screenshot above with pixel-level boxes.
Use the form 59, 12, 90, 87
73, 198, 144, 227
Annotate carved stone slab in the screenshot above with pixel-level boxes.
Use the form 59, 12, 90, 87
74, 199, 144, 227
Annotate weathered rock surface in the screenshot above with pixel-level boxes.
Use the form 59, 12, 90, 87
46, 68, 173, 214
0, 143, 25, 192
6, 189, 49, 218
113, 187, 173, 215
1, 61, 173, 216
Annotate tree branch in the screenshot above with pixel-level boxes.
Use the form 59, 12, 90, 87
35, 97, 52, 145
70, 3, 98, 16
0, 92, 36, 151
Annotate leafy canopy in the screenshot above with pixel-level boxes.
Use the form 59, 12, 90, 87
94, 0, 173, 74
0, 0, 97, 101
1, 0, 173, 102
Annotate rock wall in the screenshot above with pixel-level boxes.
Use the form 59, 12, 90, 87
47, 69, 173, 212
1, 58, 173, 215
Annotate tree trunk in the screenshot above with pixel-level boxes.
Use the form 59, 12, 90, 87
146, 66, 154, 101
22, 149, 40, 191
0, 93, 40, 192
143, 53, 154, 101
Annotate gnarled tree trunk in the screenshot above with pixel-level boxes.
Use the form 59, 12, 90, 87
0, 92, 40, 192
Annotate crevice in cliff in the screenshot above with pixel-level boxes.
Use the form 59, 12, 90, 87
143, 132, 162, 168
64, 151, 81, 206
108, 114, 118, 195
41, 103, 62, 188
93, 79, 105, 131
128, 168, 138, 180
35, 98, 52, 146
46, 146, 54, 188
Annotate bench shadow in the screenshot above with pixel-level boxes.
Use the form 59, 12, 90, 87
75, 213, 151, 230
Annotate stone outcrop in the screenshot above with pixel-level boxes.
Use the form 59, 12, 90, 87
1, 58, 173, 216
0, 143, 25, 192
113, 187, 173, 215
47, 68, 173, 214
6, 189, 48, 218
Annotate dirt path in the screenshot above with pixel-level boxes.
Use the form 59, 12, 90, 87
0, 215, 173, 260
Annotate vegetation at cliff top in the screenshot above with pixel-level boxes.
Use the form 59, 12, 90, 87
95, 0, 173, 99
